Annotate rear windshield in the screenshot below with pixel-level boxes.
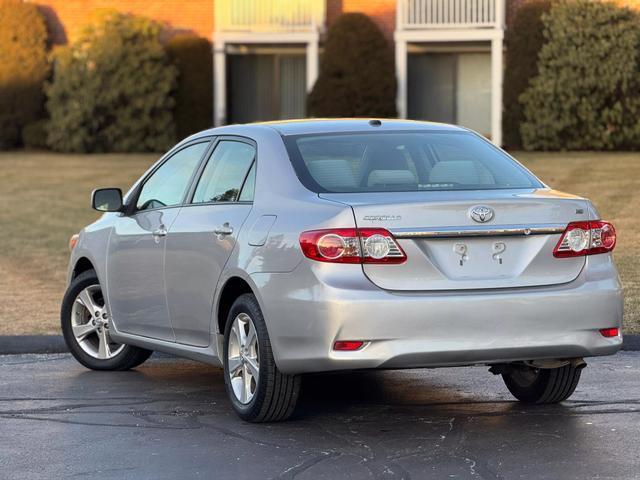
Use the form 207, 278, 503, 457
284, 131, 542, 193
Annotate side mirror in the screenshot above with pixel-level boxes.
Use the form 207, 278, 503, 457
91, 188, 123, 212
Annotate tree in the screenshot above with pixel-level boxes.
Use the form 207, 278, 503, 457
46, 11, 177, 153
166, 34, 213, 140
520, 0, 640, 150
308, 13, 396, 118
0, 0, 50, 148
502, 0, 552, 149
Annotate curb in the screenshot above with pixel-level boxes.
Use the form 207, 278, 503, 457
1, 334, 640, 355
622, 334, 640, 351
0, 335, 68, 355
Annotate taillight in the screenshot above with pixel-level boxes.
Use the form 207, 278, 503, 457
553, 221, 616, 258
599, 327, 619, 338
299, 228, 406, 264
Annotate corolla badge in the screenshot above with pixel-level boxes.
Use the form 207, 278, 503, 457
363, 215, 402, 221
469, 205, 494, 223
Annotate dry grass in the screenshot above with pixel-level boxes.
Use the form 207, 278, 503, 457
0, 152, 156, 334
0, 151, 638, 335
518, 152, 640, 333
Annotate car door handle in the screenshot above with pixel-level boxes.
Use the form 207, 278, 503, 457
152, 227, 168, 237
214, 223, 233, 236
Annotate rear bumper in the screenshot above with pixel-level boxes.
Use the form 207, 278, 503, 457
252, 254, 623, 374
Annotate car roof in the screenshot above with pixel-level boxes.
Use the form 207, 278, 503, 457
256, 118, 465, 135
191, 118, 466, 140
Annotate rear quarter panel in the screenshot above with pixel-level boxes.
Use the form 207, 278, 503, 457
215, 126, 358, 333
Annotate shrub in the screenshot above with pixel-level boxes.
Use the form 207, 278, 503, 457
502, 0, 551, 149
308, 13, 396, 118
0, 0, 50, 149
520, 0, 640, 150
22, 119, 49, 150
46, 11, 177, 153
166, 34, 213, 140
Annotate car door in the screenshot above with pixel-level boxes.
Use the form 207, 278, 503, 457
106, 140, 211, 341
165, 138, 256, 346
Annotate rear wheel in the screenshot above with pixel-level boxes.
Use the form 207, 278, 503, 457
502, 364, 582, 404
61, 270, 152, 371
223, 293, 300, 422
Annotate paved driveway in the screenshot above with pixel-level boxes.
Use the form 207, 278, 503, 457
1, 352, 638, 479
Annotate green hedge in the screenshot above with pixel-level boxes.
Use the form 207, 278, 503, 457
308, 13, 396, 118
0, 0, 50, 149
520, 0, 640, 150
502, 0, 551, 149
46, 11, 177, 153
22, 119, 49, 150
166, 34, 213, 140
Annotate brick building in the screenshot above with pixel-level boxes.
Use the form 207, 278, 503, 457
32, 0, 545, 145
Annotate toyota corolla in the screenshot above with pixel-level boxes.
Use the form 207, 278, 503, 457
62, 119, 623, 422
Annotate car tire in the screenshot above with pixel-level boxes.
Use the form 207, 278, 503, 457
502, 364, 582, 404
61, 269, 153, 371
223, 293, 301, 422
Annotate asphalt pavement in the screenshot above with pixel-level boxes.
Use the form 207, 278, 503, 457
1, 352, 639, 479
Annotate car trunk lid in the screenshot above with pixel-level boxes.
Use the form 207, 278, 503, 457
320, 189, 589, 291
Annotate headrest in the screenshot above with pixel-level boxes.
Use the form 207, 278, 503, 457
428, 160, 494, 185
368, 169, 417, 187
307, 159, 357, 190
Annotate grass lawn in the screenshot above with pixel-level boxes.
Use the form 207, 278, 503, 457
0, 152, 157, 335
0, 150, 638, 335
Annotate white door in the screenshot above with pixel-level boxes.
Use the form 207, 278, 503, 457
407, 50, 491, 137
456, 53, 492, 137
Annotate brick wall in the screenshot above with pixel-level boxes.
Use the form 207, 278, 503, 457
327, 0, 396, 38
34, 0, 399, 45
32, 0, 214, 44
32, 0, 640, 47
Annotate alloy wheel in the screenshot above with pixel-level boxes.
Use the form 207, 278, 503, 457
227, 313, 260, 404
70, 285, 125, 360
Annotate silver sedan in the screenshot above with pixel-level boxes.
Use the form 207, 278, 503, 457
62, 119, 623, 422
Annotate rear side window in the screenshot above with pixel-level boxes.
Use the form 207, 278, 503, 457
238, 162, 256, 202
284, 132, 542, 193
192, 140, 255, 203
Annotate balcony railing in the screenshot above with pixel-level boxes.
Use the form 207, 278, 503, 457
397, 0, 505, 29
215, 0, 326, 33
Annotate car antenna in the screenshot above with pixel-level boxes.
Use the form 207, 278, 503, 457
369, 119, 382, 127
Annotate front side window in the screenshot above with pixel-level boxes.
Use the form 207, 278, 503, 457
192, 141, 255, 204
284, 132, 542, 193
136, 142, 208, 211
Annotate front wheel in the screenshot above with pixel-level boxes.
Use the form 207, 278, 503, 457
502, 364, 583, 404
223, 294, 301, 422
61, 270, 152, 371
